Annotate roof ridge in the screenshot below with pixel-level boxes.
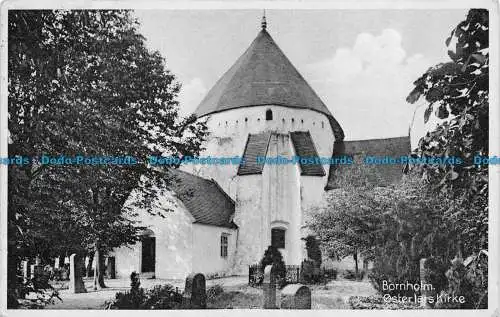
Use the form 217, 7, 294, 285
345, 136, 410, 142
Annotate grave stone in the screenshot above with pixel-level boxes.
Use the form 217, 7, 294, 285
280, 284, 311, 309
69, 254, 87, 293
262, 265, 277, 309
184, 273, 206, 309
106, 256, 116, 279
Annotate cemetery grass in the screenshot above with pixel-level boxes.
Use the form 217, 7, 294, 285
207, 278, 376, 309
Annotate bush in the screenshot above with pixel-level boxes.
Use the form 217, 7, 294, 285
259, 246, 286, 288
434, 254, 488, 309
301, 259, 321, 284
207, 284, 224, 301
304, 235, 322, 266
106, 272, 183, 309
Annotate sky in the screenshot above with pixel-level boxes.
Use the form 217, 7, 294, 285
134, 9, 469, 146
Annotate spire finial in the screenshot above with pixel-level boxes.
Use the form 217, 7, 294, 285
261, 10, 267, 29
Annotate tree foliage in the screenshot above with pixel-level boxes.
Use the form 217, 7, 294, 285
406, 9, 488, 254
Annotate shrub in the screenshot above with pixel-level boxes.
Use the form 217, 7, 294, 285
106, 271, 184, 309
434, 254, 488, 309
301, 259, 321, 284
304, 235, 322, 266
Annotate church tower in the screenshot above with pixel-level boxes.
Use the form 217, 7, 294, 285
186, 15, 344, 272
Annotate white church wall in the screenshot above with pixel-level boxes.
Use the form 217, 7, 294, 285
262, 133, 303, 266
192, 223, 237, 276
180, 105, 338, 273
113, 191, 195, 279
232, 174, 265, 273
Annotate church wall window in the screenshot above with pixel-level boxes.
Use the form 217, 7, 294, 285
321, 121, 324, 128
271, 228, 286, 249
266, 109, 273, 121
220, 234, 228, 258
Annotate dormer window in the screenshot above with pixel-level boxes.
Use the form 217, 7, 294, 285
266, 109, 273, 121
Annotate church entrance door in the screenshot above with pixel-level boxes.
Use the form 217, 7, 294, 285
141, 236, 155, 273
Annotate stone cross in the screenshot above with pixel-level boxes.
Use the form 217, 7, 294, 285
184, 273, 206, 309
69, 254, 87, 293
262, 265, 277, 309
280, 284, 311, 309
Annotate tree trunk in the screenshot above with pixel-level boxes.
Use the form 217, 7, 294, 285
93, 241, 106, 290
353, 252, 359, 277
86, 252, 94, 278
7, 241, 19, 308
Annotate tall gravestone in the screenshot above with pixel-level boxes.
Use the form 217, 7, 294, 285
69, 254, 87, 293
280, 284, 312, 309
262, 265, 277, 309
184, 273, 206, 309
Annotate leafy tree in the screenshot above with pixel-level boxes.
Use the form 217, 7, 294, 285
406, 9, 488, 255
8, 9, 208, 301
303, 235, 322, 266
307, 161, 385, 275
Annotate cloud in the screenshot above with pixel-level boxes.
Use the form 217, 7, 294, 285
306, 29, 432, 143
177, 77, 207, 116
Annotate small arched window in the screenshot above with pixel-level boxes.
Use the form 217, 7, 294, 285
245, 117, 248, 123
321, 121, 325, 129
301, 119, 304, 124
266, 109, 273, 121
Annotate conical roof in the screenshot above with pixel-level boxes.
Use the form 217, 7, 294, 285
194, 27, 344, 140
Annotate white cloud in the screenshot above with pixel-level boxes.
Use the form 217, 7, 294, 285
307, 29, 432, 143
177, 77, 207, 116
